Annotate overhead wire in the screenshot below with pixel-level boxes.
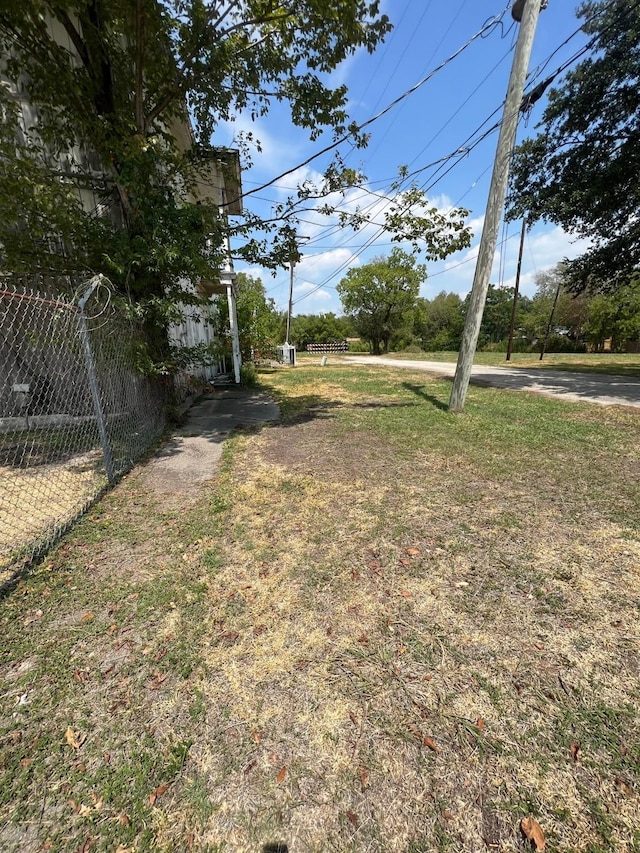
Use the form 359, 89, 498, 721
291, 0, 640, 306
227, 2, 512, 206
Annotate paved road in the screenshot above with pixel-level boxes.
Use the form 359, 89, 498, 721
344, 356, 640, 408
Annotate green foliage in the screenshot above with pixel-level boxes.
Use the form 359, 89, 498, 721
289, 312, 352, 349
391, 264, 640, 355
586, 277, 640, 351
507, 0, 640, 290
239, 362, 258, 387
0, 0, 476, 374
215, 273, 281, 361
414, 291, 465, 351
0, 0, 392, 362
337, 248, 426, 355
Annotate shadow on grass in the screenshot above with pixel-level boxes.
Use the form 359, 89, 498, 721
402, 382, 450, 412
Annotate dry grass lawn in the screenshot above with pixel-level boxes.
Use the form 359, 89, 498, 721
0, 363, 639, 853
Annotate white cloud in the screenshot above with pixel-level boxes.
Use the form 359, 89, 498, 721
425, 223, 594, 299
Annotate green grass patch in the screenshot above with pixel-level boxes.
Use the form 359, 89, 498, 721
1, 360, 639, 851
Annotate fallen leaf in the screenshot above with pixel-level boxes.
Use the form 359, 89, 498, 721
73, 668, 85, 683
77, 837, 94, 853
441, 809, 454, 821
81, 612, 94, 623
252, 731, 261, 744
346, 810, 360, 829
65, 727, 84, 750
348, 710, 358, 726
357, 634, 369, 645
406, 547, 420, 557
149, 670, 168, 689
399, 589, 411, 598
149, 783, 169, 806
399, 558, 411, 568
103, 753, 111, 764
454, 581, 469, 588
118, 812, 130, 826
570, 741, 580, 762
359, 768, 369, 791
153, 647, 168, 663
107, 624, 117, 635
20, 757, 32, 768
276, 766, 287, 784
535, 642, 545, 651
521, 816, 546, 850
614, 776, 633, 797
219, 630, 239, 644
423, 736, 439, 752
476, 718, 486, 732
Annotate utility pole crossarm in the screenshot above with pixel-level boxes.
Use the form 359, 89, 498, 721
449, 0, 545, 413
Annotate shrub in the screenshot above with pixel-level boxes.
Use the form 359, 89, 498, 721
240, 362, 258, 387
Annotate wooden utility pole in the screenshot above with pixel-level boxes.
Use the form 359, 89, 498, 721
539, 282, 561, 361
506, 218, 527, 361
286, 257, 294, 344
449, 0, 545, 412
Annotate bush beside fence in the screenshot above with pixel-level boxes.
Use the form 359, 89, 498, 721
0, 278, 167, 582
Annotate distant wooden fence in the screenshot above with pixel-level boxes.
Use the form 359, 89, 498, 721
306, 341, 348, 353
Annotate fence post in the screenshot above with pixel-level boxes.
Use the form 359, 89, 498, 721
78, 277, 115, 484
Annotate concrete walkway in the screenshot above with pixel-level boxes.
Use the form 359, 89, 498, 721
344, 356, 640, 408
138, 387, 280, 496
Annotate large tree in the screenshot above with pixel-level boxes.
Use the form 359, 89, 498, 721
415, 291, 465, 352
0, 1, 470, 368
337, 249, 427, 355
507, 0, 640, 291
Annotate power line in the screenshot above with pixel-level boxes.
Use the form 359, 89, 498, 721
227, 2, 512, 206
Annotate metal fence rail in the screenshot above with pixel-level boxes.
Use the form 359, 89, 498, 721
0, 277, 166, 580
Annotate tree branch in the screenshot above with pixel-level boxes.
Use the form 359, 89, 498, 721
135, 0, 146, 134
144, 6, 295, 131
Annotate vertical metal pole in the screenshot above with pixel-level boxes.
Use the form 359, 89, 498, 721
226, 284, 242, 384
506, 218, 527, 360
449, 0, 544, 412
220, 205, 242, 383
78, 280, 115, 483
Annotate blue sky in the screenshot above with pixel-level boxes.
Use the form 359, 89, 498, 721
220, 1, 592, 316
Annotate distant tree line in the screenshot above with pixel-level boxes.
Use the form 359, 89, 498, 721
217, 264, 640, 363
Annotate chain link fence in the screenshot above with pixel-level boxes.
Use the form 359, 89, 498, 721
0, 276, 168, 582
